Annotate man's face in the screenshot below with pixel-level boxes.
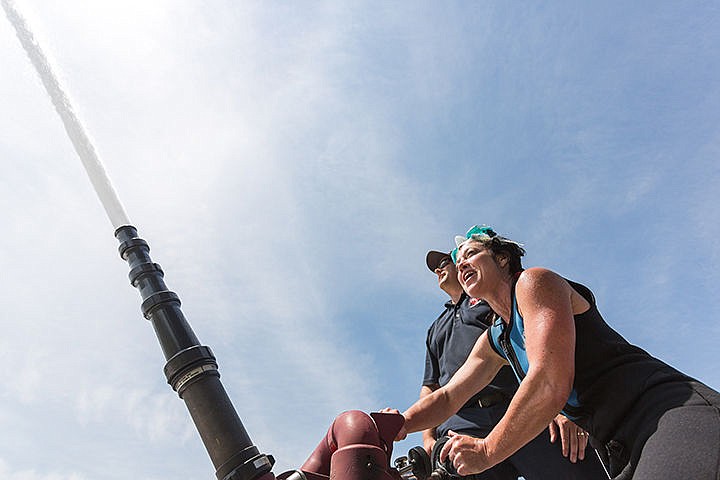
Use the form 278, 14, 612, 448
434, 256, 459, 290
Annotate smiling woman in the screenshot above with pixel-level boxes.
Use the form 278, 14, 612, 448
393, 225, 720, 480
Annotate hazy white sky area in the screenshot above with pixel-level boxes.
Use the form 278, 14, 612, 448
1, 1, 719, 479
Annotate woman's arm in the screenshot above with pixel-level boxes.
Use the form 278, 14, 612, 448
400, 331, 506, 436
441, 268, 577, 475
419, 384, 439, 453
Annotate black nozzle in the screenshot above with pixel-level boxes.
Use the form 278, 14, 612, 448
115, 225, 275, 480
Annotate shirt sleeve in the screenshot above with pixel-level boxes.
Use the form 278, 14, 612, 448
422, 326, 440, 386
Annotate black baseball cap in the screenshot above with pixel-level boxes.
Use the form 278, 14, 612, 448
426, 250, 452, 272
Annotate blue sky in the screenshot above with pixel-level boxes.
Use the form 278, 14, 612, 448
1, 1, 719, 479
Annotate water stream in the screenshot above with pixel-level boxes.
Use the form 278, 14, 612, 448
2, 0, 131, 229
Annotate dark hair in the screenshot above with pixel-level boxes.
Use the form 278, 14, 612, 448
468, 235, 526, 274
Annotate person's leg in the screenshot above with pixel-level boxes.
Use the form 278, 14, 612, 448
508, 428, 608, 480
631, 404, 720, 480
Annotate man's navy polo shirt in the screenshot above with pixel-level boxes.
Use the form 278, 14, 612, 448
423, 294, 518, 436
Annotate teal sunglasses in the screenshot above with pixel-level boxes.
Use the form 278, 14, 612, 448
450, 225, 496, 263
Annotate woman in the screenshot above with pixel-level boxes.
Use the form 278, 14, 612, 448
391, 225, 720, 479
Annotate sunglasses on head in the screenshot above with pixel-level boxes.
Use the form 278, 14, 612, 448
451, 225, 496, 263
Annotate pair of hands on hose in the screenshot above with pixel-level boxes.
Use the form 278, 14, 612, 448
381, 408, 590, 475
379, 408, 491, 475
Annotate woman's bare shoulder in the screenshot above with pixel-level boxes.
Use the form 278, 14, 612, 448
517, 268, 587, 314
517, 267, 567, 289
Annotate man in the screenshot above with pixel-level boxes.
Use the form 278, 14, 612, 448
420, 249, 607, 480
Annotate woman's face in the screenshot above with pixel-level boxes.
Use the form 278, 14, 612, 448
456, 240, 503, 297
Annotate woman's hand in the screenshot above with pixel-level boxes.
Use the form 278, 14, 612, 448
378, 408, 407, 440
548, 415, 588, 462
439, 430, 492, 476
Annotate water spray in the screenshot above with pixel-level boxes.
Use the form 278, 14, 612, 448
3, 2, 409, 479
1, 0, 129, 229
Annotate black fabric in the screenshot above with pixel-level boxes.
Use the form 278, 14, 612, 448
631, 402, 720, 480
562, 280, 693, 445
594, 381, 720, 480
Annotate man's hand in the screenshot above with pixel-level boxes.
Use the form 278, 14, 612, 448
548, 415, 589, 462
439, 430, 492, 476
379, 408, 407, 441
